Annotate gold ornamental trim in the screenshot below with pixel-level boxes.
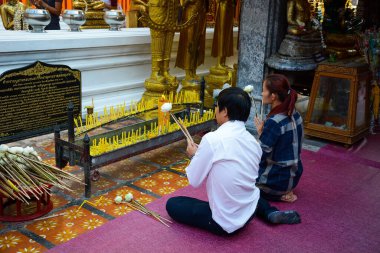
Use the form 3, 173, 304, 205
0, 61, 81, 82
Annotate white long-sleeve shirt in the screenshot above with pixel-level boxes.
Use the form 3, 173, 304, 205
186, 120, 262, 233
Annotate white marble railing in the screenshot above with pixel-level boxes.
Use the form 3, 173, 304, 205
0, 26, 238, 115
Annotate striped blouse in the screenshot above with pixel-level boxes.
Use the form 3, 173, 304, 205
257, 111, 304, 196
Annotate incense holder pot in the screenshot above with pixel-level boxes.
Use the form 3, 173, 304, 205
24, 9, 51, 33
62, 10, 86, 32
104, 10, 125, 31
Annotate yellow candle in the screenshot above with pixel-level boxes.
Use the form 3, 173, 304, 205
79, 116, 83, 130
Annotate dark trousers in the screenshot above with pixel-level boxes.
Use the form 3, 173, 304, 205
260, 190, 283, 202
166, 196, 279, 235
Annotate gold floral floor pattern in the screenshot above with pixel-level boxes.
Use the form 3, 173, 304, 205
0, 131, 196, 253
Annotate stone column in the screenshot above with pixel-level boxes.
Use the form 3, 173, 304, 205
237, 0, 287, 130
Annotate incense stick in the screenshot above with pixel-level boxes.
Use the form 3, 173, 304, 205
170, 113, 194, 143
178, 118, 193, 143
34, 212, 65, 221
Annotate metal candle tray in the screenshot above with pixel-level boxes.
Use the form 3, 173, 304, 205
54, 106, 215, 198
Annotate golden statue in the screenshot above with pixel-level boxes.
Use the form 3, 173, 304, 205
0, 0, 25, 30
73, 0, 108, 28
211, 0, 234, 70
323, 0, 361, 58
204, 0, 236, 107
287, 0, 313, 35
73, 0, 106, 10
134, 0, 198, 102
266, 0, 320, 72
175, 0, 208, 93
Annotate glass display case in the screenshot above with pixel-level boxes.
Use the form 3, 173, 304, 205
304, 58, 370, 145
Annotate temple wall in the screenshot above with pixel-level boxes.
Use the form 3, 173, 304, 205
0, 27, 238, 115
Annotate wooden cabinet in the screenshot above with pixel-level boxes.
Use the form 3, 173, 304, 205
304, 58, 370, 145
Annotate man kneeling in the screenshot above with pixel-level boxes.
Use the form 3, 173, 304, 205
166, 87, 300, 235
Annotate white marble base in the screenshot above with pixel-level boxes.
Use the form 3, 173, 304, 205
0, 27, 238, 116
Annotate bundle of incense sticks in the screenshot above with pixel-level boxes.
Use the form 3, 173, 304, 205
115, 194, 172, 227
126, 199, 172, 227
170, 113, 194, 144
0, 145, 84, 204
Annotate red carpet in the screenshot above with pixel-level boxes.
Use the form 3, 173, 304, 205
48, 150, 380, 253
320, 134, 380, 168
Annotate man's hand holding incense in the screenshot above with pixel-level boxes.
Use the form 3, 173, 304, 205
186, 140, 198, 158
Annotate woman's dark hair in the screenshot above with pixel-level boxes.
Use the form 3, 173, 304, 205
264, 74, 298, 118
217, 87, 251, 122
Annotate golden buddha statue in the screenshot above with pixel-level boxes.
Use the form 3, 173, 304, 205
175, 0, 208, 92
266, 0, 320, 73
204, 0, 236, 107
73, 0, 108, 28
211, 0, 235, 71
0, 0, 25, 30
134, 0, 198, 102
323, 0, 361, 58
287, 0, 313, 36
73, 0, 106, 10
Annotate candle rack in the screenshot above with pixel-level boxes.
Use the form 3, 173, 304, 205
54, 81, 216, 198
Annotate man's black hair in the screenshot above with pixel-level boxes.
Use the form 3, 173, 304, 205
217, 87, 251, 122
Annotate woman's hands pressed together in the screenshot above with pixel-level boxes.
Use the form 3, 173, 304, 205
254, 116, 264, 137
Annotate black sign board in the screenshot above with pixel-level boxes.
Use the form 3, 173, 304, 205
0, 61, 81, 143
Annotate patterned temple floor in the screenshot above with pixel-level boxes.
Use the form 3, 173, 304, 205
0, 122, 201, 253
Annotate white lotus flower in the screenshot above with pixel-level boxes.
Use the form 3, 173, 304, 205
8, 147, 19, 154
23, 147, 34, 157
124, 193, 133, 202
213, 89, 221, 98
244, 85, 254, 93
114, 196, 123, 204
222, 83, 231, 89
22, 149, 30, 156
15, 147, 24, 154
161, 103, 172, 113
0, 144, 9, 153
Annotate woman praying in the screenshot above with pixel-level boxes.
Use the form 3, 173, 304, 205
254, 74, 303, 203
